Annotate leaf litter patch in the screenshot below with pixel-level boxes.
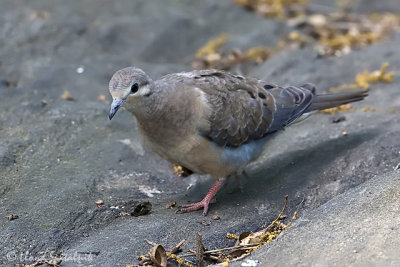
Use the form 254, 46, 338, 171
127, 196, 300, 267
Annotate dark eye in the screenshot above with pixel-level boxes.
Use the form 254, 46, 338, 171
131, 83, 139, 93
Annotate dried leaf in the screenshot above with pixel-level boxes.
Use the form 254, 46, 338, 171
196, 33, 228, 59
131, 202, 152, 217
234, 232, 251, 246
239, 230, 265, 246
149, 245, 167, 267
228, 248, 248, 259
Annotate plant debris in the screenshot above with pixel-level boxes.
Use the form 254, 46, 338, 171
196, 232, 205, 267
193, 13, 399, 72
233, 0, 309, 19
321, 103, 352, 115
330, 62, 395, 92
136, 241, 194, 267
170, 239, 186, 254
311, 13, 399, 57
131, 201, 152, 217
173, 164, 194, 177
129, 196, 298, 266
196, 33, 228, 59
60, 90, 75, 101
320, 63, 395, 114
233, 0, 400, 59
149, 245, 168, 267
193, 37, 276, 70
283, 11, 400, 57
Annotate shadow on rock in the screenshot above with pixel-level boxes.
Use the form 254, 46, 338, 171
186, 128, 379, 214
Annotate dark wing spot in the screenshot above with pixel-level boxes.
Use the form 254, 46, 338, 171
258, 92, 266, 99
247, 91, 256, 99
264, 84, 275, 90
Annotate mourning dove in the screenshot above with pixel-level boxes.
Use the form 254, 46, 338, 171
108, 67, 367, 215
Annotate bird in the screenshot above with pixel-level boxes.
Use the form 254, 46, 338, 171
108, 67, 368, 215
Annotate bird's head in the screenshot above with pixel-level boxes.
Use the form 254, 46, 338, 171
108, 67, 154, 120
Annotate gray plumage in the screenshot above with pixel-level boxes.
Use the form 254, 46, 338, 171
108, 67, 368, 214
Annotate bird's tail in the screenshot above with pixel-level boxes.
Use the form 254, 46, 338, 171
306, 88, 369, 112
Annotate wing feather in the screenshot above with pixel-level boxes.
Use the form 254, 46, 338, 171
165, 70, 315, 147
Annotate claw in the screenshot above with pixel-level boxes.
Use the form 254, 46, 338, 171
177, 179, 226, 215
178, 198, 217, 216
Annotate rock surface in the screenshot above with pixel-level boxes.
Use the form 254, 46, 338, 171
0, 0, 399, 266
234, 171, 400, 267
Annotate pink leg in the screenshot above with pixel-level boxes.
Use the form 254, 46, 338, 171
179, 179, 226, 216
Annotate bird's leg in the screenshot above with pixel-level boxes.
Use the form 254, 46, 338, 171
241, 169, 250, 179
227, 172, 243, 194
179, 178, 227, 216
230, 169, 249, 193
234, 173, 244, 193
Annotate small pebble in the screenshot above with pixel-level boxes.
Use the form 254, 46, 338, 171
76, 66, 85, 74
6, 214, 19, 221
41, 100, 48, 107
241, 259, 259, 267
342, 131, 348, 136
200, 220, 210, 226
165, 201, 176, 209
211, 214, 220, 220
332, 115, 346, 123
60, 90, 75, 101
394, 163, 400, 170
95, 199, 104, 208
97, 94, 107, 101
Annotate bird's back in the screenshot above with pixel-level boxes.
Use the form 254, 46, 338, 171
141, 69, 367, 176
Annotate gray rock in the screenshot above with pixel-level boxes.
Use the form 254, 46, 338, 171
0, 0, 399, 266
236, 171, 400, 267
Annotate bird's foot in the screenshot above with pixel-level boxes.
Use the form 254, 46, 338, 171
178, 198, 216, 216
177, 179, 226, 216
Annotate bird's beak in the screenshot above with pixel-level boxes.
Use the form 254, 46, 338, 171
109, 99, 124, 120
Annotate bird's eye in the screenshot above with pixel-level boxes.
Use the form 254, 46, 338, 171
131, 83, 139, 94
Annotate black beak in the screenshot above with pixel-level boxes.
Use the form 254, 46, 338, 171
109, 99, 123, 120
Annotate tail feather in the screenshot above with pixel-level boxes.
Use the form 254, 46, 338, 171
307, 89, 369, 112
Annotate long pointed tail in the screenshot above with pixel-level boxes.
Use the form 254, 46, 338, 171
307, 88, 369, 112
